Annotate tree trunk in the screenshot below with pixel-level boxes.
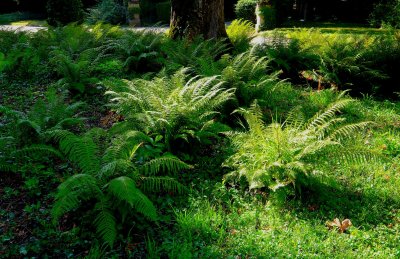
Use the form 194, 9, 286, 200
170, 0, 228, 40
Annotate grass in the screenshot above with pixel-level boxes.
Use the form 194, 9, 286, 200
150, 89, 400, 257
0, 12, 47, 26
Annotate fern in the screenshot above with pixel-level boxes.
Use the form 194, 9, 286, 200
221, 49, 285, 107
224, 98, 376, 192
93, 199, 117, 247
161, 37, 229, 76
50, 130, 100, 175
52, 129, 189, 247
140, 155, 191, 176
140, 176, 186, 194
107, 176, 157, 220
12, 144, 63, 159
52, 174, 101, 222
106, 69, 234, 151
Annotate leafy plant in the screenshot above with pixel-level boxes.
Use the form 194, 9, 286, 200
221, 48, 283, 108
226, 19, 255, 53
235, 0, 258, 23
87, 0, 128, 25
104, 30, 163, 73
224, 97, 375, 192
369, 0, 400, 28
161, 38, 229, 76
0, 89, 84, 172
106, 69, 234, 152
51, 129, 188, 247
50, 49, 101, 94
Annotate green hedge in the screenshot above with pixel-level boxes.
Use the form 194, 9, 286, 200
47, 0, 84, 26
235, 0, 257, 23
258, 5, 276, 30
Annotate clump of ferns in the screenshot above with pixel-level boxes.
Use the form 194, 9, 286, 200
0, 89, 85, 172
220, 48, 285, 108
50, 129, 189, 247
102, 30, 164, 73
50, 47, 105, 95
223, 97, 380, 195
161, 37, 230, 76
105, 69, 234, 153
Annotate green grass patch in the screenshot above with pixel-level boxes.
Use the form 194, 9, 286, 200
0, 12, 46, 25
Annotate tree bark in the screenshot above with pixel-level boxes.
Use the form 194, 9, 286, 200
170, 0, 228, 40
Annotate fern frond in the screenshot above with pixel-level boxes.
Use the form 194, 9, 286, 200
52, 174, 101, 222
0, 162, 17, 173
330, 121, 374, 141
50, 130, 100, 175
107, 176, 157, 220
333, 149, 385, 165
307, 99, 353, 130
140, 155, 191, 176
12, 144, 63, 159
140, 176, 186, 194
93, 199, 117, 247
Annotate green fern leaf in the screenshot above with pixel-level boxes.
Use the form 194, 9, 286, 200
107, 176, 157, 220
93, 199, 117, 247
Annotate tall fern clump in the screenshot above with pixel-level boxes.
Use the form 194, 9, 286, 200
104, 30, 164, 73
106, 69, 234, 152
0, 89, 85, 172
226, 19, 255, 53
51, 129, 189, 247
221, 48, 284, 108
224, 97, 374, 192
48, 24, 120, 94
161, 38, 229, 76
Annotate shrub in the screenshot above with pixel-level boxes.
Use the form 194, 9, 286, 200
369, 0, 400, 28
235, 0, 258, 23
226, 19, 255, 53
87, 0, 128, 25
47, 0, 84, 26
258, 5, 276, 30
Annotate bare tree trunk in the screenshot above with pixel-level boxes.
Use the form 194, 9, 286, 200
170, 0, 228, 40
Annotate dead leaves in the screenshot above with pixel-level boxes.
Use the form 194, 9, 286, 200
327, 218, 352, 233
99, 111, 124, 128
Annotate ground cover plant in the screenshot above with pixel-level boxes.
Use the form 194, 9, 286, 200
1, 20, 400, 258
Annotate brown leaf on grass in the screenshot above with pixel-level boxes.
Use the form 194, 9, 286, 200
327, 218, 352, 233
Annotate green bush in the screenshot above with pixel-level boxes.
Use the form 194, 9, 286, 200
46, 0, 84, 26
156, 1, 171, 23
235, 0, 258, 23
87, 0, 128, 25
258, 5, 276, 30
369, 0, 400, 28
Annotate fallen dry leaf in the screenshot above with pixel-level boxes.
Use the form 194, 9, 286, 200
327, 218, 352, 233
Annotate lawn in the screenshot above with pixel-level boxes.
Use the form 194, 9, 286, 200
0, 21, 399, 257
